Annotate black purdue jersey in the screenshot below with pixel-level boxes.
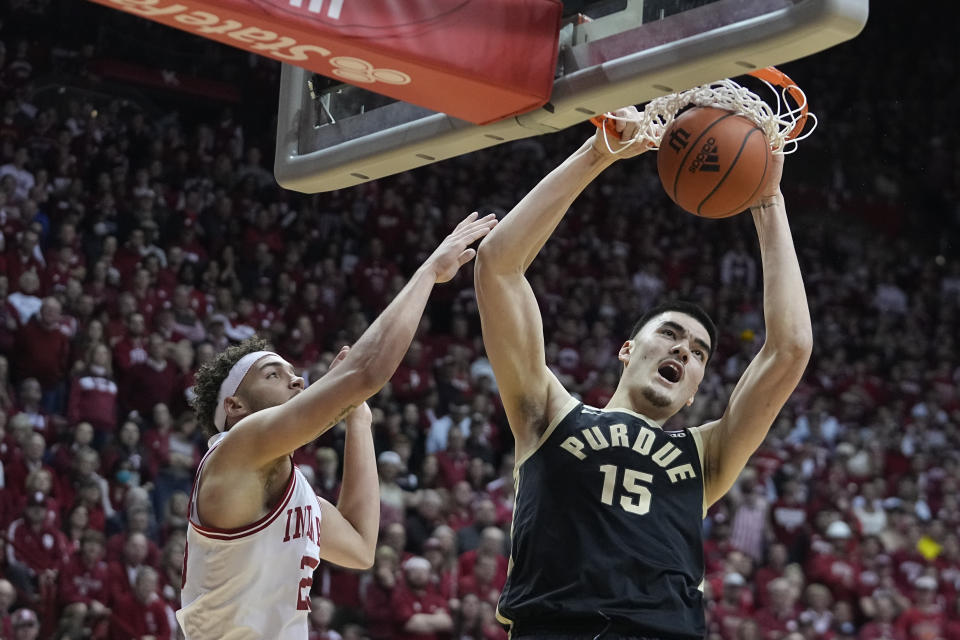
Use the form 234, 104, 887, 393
497, 398, 707, 639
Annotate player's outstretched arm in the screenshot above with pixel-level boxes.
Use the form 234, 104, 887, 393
221, 213, 497, 468
695, 153, 813, 506
476, 108, 648, 458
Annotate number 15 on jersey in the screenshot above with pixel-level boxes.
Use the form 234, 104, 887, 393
598, 464, 652, 515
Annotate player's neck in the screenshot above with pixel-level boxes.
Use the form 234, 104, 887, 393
602, 391, 668, 427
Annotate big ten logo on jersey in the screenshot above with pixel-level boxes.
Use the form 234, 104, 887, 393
560, 422, 697, 516
103, 0, 411, 85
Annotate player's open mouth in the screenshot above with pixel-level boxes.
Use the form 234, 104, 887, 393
657, 361, 683, 383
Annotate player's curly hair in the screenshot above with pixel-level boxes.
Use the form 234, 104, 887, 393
192, 336, 271, 438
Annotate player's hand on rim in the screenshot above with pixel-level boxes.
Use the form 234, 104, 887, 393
590, 105, 650, 160
424, 211, 498, 283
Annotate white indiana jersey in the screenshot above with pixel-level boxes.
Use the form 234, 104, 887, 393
177, 435, 323, 640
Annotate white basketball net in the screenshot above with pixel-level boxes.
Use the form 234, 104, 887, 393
599, 77, 817, 156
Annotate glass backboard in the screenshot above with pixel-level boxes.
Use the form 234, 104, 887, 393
275, 0, 868, 193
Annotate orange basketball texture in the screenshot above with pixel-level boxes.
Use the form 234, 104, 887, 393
656, 107, 773, 218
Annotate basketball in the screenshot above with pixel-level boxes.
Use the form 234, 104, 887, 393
656, 106, 773, 218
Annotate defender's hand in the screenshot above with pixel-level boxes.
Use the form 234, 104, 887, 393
424, 212, 498, 283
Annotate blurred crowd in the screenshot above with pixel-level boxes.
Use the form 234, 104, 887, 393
1, 1, 959, 640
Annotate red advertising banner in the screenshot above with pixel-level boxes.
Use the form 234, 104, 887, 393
88, 0, 562, 124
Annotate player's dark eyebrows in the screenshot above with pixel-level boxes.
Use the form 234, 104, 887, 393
258, 360, 290, 373
660, 320, 712, 356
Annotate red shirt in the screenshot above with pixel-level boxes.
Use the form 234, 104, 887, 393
14, 319, 71, 389
59, 552, 111, 606
362, 580, 397, 640
390, 584, 450, 640
436, 450, 469, 489
808, 551, 861, 603
457, 551, 508, 588
5, 518, 69, 574
113, 336, 148, 372
67, 374, 118, 433
754, 606, 801, 640
860, 622, 907, 640
897, 607, 947, 640
124, 359, 180, 414
108, 592, 172, 640
106, 532, 161, 568
711, 601, 752, 640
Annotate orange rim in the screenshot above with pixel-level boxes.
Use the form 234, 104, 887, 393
589, 114, 619, 136
748, 66, 809, 140
591, 66, 810, 141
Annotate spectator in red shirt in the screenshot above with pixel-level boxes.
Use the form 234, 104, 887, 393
4, 431, 57, 499
10, 378, 53, 444
771, 479, 811, 562
896, 576, 946, 640
5, 491, 69, 600
308, 596, 342, 640
755, 577, 802, 640
108, 566, 172, 640
458, 527, 507, 586
809, 520, 861, 604
50, 421, 95, 479
106, 531, 154, 606
391, 556, 453, 640
712, 573, 755, 640
111, 311, 148, 373
143, 402, 178, 474
106, 504, 161, 568
457, 553, 504, 606
123, 333, 179, 415
436, 427, 470, 490
67, 344, 118, 438
57, 447, 114, 529
13, 297, 70, 412
362, 545, 401, 640
860, 594, 906, 640
59, 530, 111, 631
392, 341, 434, 404
800, 583, 836, 639
756, 543, 791, 608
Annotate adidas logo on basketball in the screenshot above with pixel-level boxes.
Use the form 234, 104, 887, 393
688, 137, 720, 173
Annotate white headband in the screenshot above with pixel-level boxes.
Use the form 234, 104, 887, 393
213, 351, 279, 432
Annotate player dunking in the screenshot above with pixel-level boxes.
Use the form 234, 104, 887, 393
176, 212, 496, 639
474, 109, 812, 639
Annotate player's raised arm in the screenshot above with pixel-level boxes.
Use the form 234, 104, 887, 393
695, 153, 813, 506
475, 109, 649, 457
218, 212, 497, 468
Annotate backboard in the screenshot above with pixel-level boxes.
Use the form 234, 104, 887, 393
275, 0, 869, 194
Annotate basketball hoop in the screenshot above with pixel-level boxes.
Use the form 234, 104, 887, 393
591, 66, 816, 156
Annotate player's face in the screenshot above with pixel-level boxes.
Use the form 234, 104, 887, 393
238, 355, 305, 414
617, 311, 711, 418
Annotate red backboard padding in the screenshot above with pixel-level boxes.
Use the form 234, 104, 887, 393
88, 0, 563, 125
